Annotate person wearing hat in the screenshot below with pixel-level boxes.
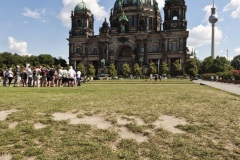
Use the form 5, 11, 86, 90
14, 65, 21, 87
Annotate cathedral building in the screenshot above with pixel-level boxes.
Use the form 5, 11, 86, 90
67, 0, 189, 76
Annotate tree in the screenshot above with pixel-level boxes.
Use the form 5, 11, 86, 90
212, 56, 231, 73
172, 60, 182, 76
231, 55, 240, 70
87, 64, 96, 77
202, 56, 231, 73
38, 54, 54, 66
54, 57, 67, 67
77, 63, 86, 76
160, 62, 169, 75
186, 58, 198, 77
109, 63, 117, 77
202, 56, 214, 73
122, 63, 131, 78
148, 62, 157, 75
133, 63, 142, 77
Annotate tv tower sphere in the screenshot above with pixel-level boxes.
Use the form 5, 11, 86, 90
209, 0, 218, 59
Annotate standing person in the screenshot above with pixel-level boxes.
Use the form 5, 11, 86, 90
36, 66, 41, 87
27, 65, 33, 87
76, 70, 81, 86
68, 66, 76, 87
211, 75, 214, 82
57, 67, 63, 87
62, 67, 68, 87
3, 68, 8, 87
149, 73, 153, 82
49, 66, 55, 87
14, 65, 21, 87
40, 66, 47, 87
8, 68, 14, 87
21, 68, 28, 87
154, 74, 158, 82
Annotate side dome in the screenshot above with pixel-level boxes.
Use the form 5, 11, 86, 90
74, 1, 90, 12
114, 0, 123, 10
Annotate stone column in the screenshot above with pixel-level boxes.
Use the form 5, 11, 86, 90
159, 39, 162, 51
106, 42, 109, 65
137, 39, 140, 62
69, 43, 72, 64
144, 39, 147, 65
162, 39, 167, 62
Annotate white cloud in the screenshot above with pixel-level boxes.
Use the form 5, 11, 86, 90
23, 7, 46, 19
156, 0, 165, 10
58, 0, 108, 27
234, 48, 240, 54
188, 24, 222, 48
202, 4, 213, 23
223, 0, 240, 18
8, 37, 30, 56
223, 0, 240, 12
23, 7, 48, 23
231, 7, 240, 18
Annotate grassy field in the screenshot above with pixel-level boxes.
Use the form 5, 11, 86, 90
0, 79, 240, 159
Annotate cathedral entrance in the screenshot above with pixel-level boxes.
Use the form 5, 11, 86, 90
116, 46, 134, 75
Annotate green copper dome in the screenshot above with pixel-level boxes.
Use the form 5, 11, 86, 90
74, 1, 88, 12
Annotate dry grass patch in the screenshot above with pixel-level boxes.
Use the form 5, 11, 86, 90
0, 80, 240, 159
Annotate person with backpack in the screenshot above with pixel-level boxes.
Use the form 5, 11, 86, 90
49, 66, 55, 87
40, 66, 47, 87
21, 68, 28, 87
14, 65, 21, 87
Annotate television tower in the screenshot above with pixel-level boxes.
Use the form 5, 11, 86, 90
209, 0, 218, 59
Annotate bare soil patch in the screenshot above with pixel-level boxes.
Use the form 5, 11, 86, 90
153, 115, 187, 134
0, 109, 19, 121
8, 122, 18, 129
34, 122, 47, 130
0, 154, 12, 160
117, 126, 148, 142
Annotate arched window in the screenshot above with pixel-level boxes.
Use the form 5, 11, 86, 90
76, 46, 83, 55
77, 20, 81, 28
151, 0, 154, 5
173, 16, 178, 20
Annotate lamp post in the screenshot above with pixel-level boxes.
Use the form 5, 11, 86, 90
227, 50, 228, 61
74, 61, 76, 71
139, 52, 144, 79
157, 59, 160, 76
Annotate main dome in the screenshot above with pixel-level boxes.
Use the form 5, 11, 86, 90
74, 1, 90, 12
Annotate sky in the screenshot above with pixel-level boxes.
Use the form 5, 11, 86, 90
0, 0, 240, 62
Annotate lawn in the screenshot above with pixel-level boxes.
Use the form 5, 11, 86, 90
0, 79, 240, 159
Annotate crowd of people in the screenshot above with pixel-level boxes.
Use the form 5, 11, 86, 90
1, 65, 83, 87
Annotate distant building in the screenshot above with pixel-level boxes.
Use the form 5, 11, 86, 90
67, 0, 189, 75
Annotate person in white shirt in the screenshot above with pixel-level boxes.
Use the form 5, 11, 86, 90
68, 66, 76, 87
27, 65, 32, 87
57, 67, 63, 87
76, 70, 81, 86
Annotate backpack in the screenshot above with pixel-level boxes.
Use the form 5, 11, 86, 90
41, 68, 46, 76
49, 68, 55, 76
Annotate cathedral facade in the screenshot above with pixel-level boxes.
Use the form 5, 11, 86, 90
67, 0, 189, 76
